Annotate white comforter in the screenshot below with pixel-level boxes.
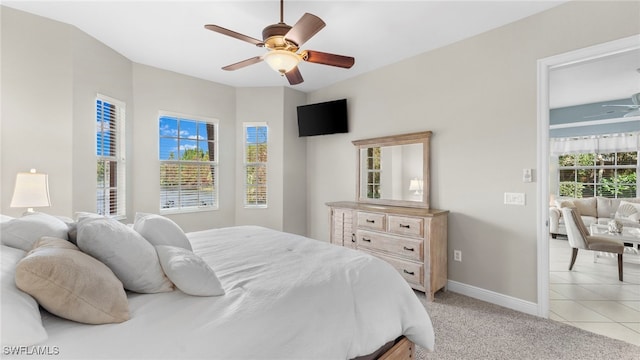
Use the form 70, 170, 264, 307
35, 226, 435, 359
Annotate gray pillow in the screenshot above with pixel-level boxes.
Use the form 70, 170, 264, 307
76, 217, 174, 294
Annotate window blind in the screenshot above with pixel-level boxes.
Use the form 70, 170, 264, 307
244, 123, 268, 207
96, 95, 126, 218
159, 112, 218, 212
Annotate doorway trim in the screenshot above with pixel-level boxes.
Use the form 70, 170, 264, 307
536, 34, 640, 317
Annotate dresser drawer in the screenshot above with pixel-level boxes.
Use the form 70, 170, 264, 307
362, 250, 424, 287
357, 211, 386, 231
356, 230, 423, 261
388, 215, 424, 238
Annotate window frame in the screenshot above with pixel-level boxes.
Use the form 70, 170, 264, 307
364, 146, 382, 199
243, 122, 268, 208
158, 111, 219, 214
96, 94, 126, 219
557, 151, 639, 198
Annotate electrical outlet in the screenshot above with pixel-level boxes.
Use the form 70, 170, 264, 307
454, 250, 462, 262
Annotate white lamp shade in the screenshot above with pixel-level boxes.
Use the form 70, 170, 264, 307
10, 171, 51, 208
263, 50, 300, 74
409, 178, 423, 194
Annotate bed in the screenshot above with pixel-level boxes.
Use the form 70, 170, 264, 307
1, 213, 435, 359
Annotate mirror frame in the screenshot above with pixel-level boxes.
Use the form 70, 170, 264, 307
353, 131, 432, 208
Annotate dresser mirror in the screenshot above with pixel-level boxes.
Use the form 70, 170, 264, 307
353, 131, 431, 208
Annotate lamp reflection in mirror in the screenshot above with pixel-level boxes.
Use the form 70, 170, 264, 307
409, 178, 423, 195
10, 169, 51, 213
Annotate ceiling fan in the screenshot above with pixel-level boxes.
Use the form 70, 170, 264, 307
204, 0, 355, 85
584, 92, 640, 118
602, 92, 640, 117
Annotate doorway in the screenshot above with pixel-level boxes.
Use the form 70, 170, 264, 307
537, 35, 640, 318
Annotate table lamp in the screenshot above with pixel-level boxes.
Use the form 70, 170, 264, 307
409, 178, 423, 195
10, 169, 51, 213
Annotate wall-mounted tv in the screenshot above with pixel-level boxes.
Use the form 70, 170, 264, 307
297, 99, 348, 137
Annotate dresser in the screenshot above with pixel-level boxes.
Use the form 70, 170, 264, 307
327, 201, 448, 301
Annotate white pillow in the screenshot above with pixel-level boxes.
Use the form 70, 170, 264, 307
0, 213, 69, 251
1, 245, 48, 346
615, 200, 640, 222
134, 213, 192, 251
0, 214, 14, 223
76, 217, 174, 294
155, 245, 225, 297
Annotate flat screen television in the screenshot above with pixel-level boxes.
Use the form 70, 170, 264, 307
297, 99, 348, 137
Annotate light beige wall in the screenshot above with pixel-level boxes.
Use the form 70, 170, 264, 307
235, 87, 285, 229
1, 7, 237, 231
234, 87, 308, 233
306, 1, 640, 302
132, 64, 236, 232
283, 87, 308, 235
1, 7, 73, 218
71, 27, 133, 220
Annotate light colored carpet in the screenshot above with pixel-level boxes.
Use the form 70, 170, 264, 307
414, 290, 639, 360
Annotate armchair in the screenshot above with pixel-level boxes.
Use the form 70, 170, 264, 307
561, 207, 624, 281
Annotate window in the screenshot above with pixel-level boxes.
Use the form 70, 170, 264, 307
244, 123, 268, 207
159, 113, 218, 212
365, 147, 381, 199
558, 151, 638, 198
96, 95, 126, 218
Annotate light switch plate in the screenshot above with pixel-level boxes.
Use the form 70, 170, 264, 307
504, 192, 526, 206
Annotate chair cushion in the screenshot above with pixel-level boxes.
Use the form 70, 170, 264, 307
586, 235, 624, 254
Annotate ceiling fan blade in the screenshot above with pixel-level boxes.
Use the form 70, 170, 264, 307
302, 50, 355, 69
285, 66, 304, 85
285, 13, 326, 47
603, 104, 640, 108
222, 56, 263, 71
204, 24, 263, 47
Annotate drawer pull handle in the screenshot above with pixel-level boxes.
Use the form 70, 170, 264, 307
366, 219, 375, 224
403, 270, 415, 275
403, 246, 415, 252
399, 224, 411, 229
351, 234, 356, 243
362, 238, 372, 242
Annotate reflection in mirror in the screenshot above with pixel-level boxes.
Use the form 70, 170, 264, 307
353, 131, 431, 208
359, 144, 423, 202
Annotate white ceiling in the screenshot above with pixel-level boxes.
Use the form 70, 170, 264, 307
550, 49, 640, 108
4, 0, 573, 93
6, 0, 637, 107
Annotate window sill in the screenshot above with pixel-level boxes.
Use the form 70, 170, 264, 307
160, 207, 219, 215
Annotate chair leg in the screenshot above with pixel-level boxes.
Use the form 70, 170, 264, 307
569, 248, 578, 271
618, 254, 623, 282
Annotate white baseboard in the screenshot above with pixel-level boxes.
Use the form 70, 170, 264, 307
446, 280, 539, 316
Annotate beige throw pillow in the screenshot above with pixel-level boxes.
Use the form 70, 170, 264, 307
15, 237, 130, 325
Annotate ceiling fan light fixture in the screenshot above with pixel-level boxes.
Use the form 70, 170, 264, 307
263, 50, 300, 75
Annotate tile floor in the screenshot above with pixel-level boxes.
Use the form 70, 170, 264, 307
549, 237, 640, 346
